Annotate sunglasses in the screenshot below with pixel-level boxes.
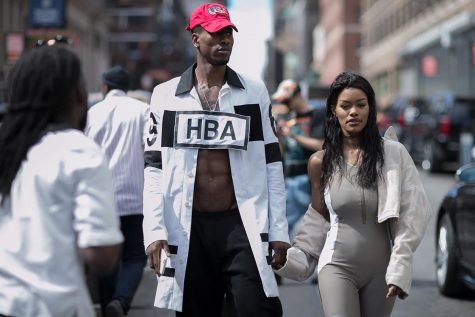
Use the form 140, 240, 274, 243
35, 35, 71, 47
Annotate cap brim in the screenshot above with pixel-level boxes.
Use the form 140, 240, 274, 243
198, 19, 238, 33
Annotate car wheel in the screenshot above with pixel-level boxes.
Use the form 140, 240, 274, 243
436, 213, 470, 297
422, 142, 442, 172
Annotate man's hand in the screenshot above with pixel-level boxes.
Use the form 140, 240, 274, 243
386, 284, 403, 298
146, 240, 170, 276
269, 241, 290, 270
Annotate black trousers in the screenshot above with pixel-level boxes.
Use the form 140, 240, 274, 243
97, 215, 146, 314
176, 209, 282, 317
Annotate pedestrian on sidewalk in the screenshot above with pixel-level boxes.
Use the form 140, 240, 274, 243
85, 66, 149, 317
272, 79, 325, 235
143, 3, 290, 316
0, 45, 123, 317
275, 72, 432, 317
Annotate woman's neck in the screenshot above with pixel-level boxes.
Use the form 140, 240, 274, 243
342, 135, 361, 150
342, 136, 363, 166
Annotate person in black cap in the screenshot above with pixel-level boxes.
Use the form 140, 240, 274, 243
85, 66, 150, 317
101, 65, 130, 95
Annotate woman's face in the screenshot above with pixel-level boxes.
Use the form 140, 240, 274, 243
332, 88, 369, 137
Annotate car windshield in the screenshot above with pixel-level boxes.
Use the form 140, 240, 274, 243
458, 166, 475, 183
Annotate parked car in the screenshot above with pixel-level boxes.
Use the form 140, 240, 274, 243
382, 96, 429, 142
435, 163, 475, 297
405, 94, 475, 172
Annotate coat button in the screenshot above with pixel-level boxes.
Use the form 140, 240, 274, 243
185, 201, 191, 207
188, 172, 194, 177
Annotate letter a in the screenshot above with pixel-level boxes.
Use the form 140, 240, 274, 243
221, 121, 236, 140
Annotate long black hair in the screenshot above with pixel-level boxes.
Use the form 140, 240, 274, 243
320, 72, 384, 200
0, 45, 83, 205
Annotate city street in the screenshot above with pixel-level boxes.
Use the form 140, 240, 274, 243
126, 169, 475, 317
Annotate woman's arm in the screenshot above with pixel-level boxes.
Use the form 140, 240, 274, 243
307, 151, 328, 219
275, 151, 331, 281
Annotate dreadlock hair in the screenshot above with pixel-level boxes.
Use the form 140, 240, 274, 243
320, 72, 384, 204
0, 45, 83, 205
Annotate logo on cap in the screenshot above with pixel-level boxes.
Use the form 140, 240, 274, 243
207, 6, 228, 16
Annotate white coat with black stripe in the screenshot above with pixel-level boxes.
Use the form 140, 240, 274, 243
143, 64, 289, 312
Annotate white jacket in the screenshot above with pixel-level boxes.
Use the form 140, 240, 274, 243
276, 127, 432, 298
0, 129, 123, 317
143, 65, 289, 311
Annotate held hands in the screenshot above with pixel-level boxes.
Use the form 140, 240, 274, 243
386, 284, 403, 298
146, 240, 170, 276
269, 241, 291, 270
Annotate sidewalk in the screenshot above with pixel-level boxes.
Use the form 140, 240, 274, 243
124, 268, 319, 317
127, 268, 174, 317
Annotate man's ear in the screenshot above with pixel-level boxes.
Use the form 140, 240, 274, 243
100, 84, 108, 96
191, 33, 199, 48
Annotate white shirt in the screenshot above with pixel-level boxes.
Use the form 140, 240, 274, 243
86, 90, 150, 217
144, 65, 289, 311
0, 128, 123, 317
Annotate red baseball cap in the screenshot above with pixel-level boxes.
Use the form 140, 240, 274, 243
186, 3, 238, 33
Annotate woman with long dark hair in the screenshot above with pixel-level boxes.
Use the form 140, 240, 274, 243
0, 45, 123, 317
276, 72, 432, 317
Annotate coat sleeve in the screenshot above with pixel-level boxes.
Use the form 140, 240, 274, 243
274, 204, 329, 280
259, 84, 289, 244
385, 143, 433, 298
143, 86, 168, 250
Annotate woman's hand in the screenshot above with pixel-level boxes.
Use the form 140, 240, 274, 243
386, 284, 403, 298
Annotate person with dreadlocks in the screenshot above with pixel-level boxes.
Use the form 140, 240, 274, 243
275, 72, 432, 317
0, 45, 123, 317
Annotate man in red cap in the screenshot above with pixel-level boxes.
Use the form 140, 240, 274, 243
143, 2, 290, 316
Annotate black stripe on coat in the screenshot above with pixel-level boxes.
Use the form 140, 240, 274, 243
260, 233, 269, 242
161, 267, 175, 277
265, 142, 283, 164
168, 245, 178, 255
234, 104, 263, 141
144, 151, 162, 169
161, 110, 176, 147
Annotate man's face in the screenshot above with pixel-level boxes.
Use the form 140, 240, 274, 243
193, 26, 234, 66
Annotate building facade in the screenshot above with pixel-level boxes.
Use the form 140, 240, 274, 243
106, 0, 228, 90
0, 0, 110, 96
267, 0, 319, 95
361, 0, 475, 104
314, 0, 361, 86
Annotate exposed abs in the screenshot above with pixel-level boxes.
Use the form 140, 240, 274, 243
193, 149, 237, 211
